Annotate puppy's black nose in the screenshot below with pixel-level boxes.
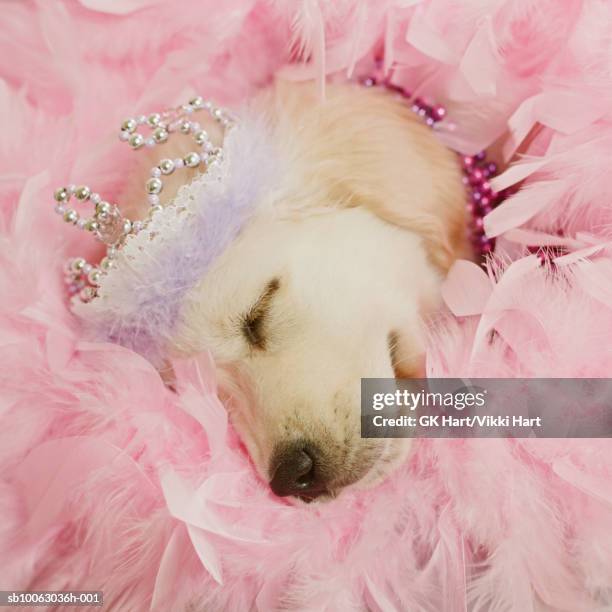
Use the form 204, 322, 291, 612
269, 443, 324, 499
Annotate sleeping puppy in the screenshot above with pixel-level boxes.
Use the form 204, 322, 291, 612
124, 80, 469, 502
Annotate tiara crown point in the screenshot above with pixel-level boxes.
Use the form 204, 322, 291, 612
56, 95, 235, 305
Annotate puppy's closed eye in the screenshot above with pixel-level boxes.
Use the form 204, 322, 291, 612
242, 278, 280, 350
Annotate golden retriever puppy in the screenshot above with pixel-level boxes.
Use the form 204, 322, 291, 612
112, 80, 469, 501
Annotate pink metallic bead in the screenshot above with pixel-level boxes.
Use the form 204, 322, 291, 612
432, 105, 446, 121
469, 168, 484, 184
471, 237, 484, 249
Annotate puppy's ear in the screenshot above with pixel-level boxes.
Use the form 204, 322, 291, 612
272, 82, 471, 272
366, 203, 468, 273
331, 91, 471, 272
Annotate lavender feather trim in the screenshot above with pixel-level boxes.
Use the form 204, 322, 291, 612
73, 116, 280, 365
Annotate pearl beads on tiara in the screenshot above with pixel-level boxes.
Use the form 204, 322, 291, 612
57, 95, 234, 303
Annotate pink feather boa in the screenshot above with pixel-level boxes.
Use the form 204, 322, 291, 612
1, 1, 612, 610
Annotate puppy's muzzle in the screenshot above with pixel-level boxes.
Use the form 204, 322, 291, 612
269, 441, 328, 501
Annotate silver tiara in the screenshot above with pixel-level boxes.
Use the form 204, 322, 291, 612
53, 96, 236, 304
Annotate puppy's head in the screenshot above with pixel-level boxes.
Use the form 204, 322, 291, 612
171, 202, 440, 501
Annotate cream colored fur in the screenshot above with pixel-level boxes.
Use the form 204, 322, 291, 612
121, 80, 469, 499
